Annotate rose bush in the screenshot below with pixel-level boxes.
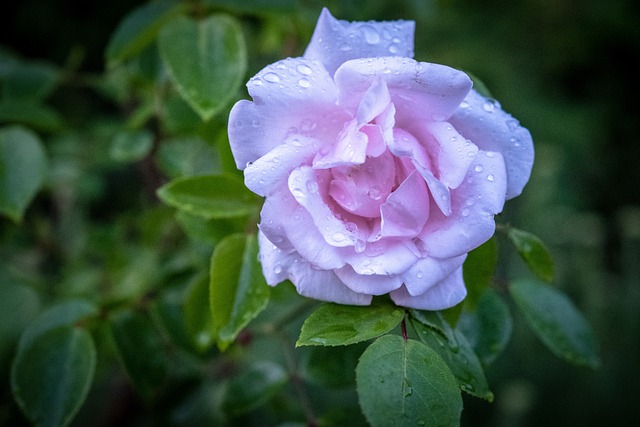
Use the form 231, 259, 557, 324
228, 9, 533, 309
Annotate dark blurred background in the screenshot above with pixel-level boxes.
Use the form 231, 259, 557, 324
2, 0, 639, 425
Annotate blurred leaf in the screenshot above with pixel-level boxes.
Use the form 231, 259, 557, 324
11, 326, 96, 427
157, 136, 219, 178
510, 279, 599, 368
184, 274, 215, 353
0, 282, 40, 368
0, 126, 48, 222
1, 61, 59, 101
0, 101, 62, 131
175, 211, 245, 245
506, 227, 555, 283
457, 289, 513, 366
465, 71, 493, 99
411, 318, 493, 401
158, 14, 247, 121
161, 92, 202, 135
221, 361, 288, 416
150, 290, 195, 353
356, 335, 462, 427
297, 299, 404, 347
105, 0, 184, 67
109, 129, 154, 162
204, 0, 296, 14
210, 233, 270, 350
110, 309, 168, 399
301, 342, 368, 388
463, 237, 498, 309
157, 174, 260, 219
409, 309, 453, 341
17, 299, 99, 353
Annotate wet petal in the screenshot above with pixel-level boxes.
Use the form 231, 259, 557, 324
304, 8, 415, 76
313, 121, 368, 169
419, 150, 507, 258
335, 57, 472, 127
228, 57, 344, 169
258, 231, 293, 285
289, 260, 372, 305
449, 89, 534, 199
390, 267, 466, 310
380, 170, 429, 238
335, 265, 403, 295
401, 254, 467, 296
343, 239, 419, 275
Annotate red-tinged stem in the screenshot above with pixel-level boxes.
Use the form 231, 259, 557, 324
401, 316, 408, 341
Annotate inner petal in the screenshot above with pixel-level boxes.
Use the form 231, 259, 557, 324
380, 169, 430, 238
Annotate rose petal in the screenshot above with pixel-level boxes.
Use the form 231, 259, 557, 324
304, 8, 415, 76
380, 170, 429, 238
356, 76, 391, 126
289, 260, 372, 305
390, 267, 467, 310
409, 121, 478, 189
258, 231, 293, 285
313, 120, 368, 169
388, 128, 452, 216
245, 133, 319, 197
449, 89, 534, 199
401, 254, 467, 296
335, 265, 403, 295
228, 57, 344, 169
334, 57, 472, 126
343, 239, 419, 275
418, 150, 507, 258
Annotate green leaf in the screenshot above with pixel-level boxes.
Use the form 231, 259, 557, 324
510, 279, 599, 368
457, 289, 513, 366
158, 14, 247, 121
0, 101, 63, 131
184, 274, 215, 352
506, 227, 555, 283
465, 71, 493, 98
11, 326, 96, 427
210, 233, 270, 350
463, 237, 498, 309
356, 335, 462, 427
221, 361, 288, 416
411, 319, 493, 401
296, 299, 404, 347
109, 310, 168, 399
2, 61, 59, 101
411, 311, 493, 400
109, 129, 154, 162
17, 299, 99, 353
156, 136, 220, 178
0, 282, 40, 368
105, 0, 184, 67
0, 126, 48, 222
157, 174, 259, 219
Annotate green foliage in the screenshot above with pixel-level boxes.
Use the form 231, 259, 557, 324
0, 126, 48, 222
297, 299, 404, 346
505, 226, 555, 283
221, 361, 288, 416
157, 174, 260, 219
462, 237, 498, 309
210, 233, 270, 350
158, 14, 247, 121
11, 326, 96, 427
510, 279, 600, 368
356, 335, 462, 427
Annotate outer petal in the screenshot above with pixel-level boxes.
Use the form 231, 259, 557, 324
419, 151, 507, 258
288, 258, 372, 305
400, 254, 467, 296
258, 231, 293, 285
228, 57, 344, 169
449, 89, 534, 199
334, 57, 472, 126
335, 265, 403, 295
342, 239, 419, 275
304, 8, 415, 76
390, 267, 467, 310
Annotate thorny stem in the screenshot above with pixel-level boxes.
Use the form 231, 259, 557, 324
401, 315, 409, 341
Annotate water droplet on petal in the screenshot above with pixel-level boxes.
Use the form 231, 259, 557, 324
459, 100, 469, 108
274, 264, 283, 274
482, 101, 495, 112
487, 174, 495, 182
360, 24, 380, 44
332, 232, 346, 242
306, 180, 319, 193
461, 208, 470, 217
416, 271, 424, 279
263, 72, 280, 83
296, 64, 313, 75
388, 44, 399, 54
506, 119, 520, 131
298, 78, 310, 88
340, 43, 352, 51
474, 165, 484, 173
367, 185, 383, 200
354, 239, 366, 254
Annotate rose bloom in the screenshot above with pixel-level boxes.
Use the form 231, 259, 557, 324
228, 9, 533, 309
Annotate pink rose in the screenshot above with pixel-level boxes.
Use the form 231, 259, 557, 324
228, 9, 533, 309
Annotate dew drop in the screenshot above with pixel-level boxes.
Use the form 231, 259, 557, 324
274, 264, 283, 274
251, 119, 260, 127
345, 222, 358, 232
360, 24, 380, 44
461, 208, 470, 217
263, 72, 280, 83
354, 239, 366, 254
296, 64, 313, 75
416, 271, 424, 279
506, 119, 520, 131
487, 174, 495, 182
485, 151, 496, 157
306, 180, 319, 193
367, 185, 383, 200
482, 101, 495, 112
332, 232, 346, 242
418, 420, 426, 426
388, 44, 399, 54
300, 119, 317, 132
474, 165, 484, 173
272, 156, 280, 163
298, 78, 310, 88
340, 43, 352, 51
